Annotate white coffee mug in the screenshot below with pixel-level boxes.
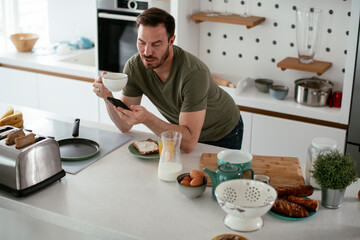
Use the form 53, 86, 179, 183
102, 73, 128, 92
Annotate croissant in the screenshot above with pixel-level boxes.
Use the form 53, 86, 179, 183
271, 198, 309, 218
287, 196, 319, 212
275, 185, 314, 198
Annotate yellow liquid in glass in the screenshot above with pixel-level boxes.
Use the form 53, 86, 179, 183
158, 141, 163, 157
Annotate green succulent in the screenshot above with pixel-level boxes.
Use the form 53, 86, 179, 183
312, 150, 358, 190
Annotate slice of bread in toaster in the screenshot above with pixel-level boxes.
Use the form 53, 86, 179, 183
15, 133, 36, 149
6, 129, 25, 145
133, 139, 159, 155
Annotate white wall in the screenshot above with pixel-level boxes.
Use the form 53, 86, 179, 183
47, 0, 97, 43
47, 0, 170, 44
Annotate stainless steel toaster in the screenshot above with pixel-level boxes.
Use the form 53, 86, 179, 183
0, 125, 65, 197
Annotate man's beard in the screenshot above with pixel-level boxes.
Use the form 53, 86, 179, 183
142, 45, 170, 70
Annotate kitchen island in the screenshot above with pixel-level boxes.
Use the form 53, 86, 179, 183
0, 104, 359, 240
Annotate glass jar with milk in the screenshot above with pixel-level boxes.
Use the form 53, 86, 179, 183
306, 137, 337, 189
158, 131, 183, 181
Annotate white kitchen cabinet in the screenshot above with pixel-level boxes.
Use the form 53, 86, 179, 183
37, 74, 98, 122
250, 114, 346, 167
0, 67, 38, 108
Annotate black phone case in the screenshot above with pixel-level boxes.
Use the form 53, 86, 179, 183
107, 97, 131, 110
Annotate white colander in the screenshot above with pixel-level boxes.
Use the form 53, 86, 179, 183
215, 179, 277, 232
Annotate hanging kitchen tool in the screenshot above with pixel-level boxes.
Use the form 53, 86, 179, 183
58, 118, 100, 161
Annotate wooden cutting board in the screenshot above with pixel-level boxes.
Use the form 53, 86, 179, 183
200, 153, 304, 187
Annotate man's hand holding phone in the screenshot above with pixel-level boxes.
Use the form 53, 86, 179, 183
107, 97, 131, 111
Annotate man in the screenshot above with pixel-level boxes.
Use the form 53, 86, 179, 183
93, 7, 243, 153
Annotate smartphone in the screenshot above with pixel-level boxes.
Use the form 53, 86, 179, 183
107, 97, 131, 110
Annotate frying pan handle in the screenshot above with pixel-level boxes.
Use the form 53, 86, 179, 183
72, 118, 80, 137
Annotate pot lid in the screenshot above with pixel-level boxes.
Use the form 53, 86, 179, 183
218, 162, 240, 173
295, 77, 333, 89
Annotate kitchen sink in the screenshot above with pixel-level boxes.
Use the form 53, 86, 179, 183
60, 49, 95, 67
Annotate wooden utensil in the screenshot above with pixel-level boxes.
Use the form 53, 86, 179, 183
200, 153, 305, 187
212, 75, 236, 88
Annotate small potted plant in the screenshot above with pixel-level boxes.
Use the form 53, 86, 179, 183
312, 150, 358, 209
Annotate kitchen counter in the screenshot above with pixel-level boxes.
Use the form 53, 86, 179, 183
0, 49, 347, 125
219, 84, 343, 124
0, 48, 97, 79
0, 104, 359, 240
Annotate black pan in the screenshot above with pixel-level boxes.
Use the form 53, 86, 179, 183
58, 118, 100, 161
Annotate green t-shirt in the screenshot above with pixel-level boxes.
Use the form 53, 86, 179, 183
122, 45, 240, 142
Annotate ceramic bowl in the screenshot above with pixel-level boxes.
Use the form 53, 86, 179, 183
215, 179, 277, 232
270, 85, 289, 100
102, 73, 128, 92
217, 150, 253, 170
176, 173, 207, 198
254, 79, 273, 93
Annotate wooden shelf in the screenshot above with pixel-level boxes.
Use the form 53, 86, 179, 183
277, 57, 332, 76
190, 12, 265, 29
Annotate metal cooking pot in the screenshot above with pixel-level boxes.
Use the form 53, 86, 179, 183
294, 77, 333, 107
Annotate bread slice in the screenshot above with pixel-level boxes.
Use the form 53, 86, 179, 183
133, 139, 159, 155
6, 129, 25, 145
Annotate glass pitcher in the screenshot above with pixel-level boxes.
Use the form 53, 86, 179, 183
158, 131, 183, 181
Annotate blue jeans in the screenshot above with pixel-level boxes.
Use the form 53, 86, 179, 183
201, 116, 244, 150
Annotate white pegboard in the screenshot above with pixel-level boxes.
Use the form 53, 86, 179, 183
198, 0, 352, 93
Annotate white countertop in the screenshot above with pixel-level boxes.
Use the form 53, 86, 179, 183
0, 50, 346, 124
0, 48, 98, 79
219, 84, 343, 123
0, 105, 359, 240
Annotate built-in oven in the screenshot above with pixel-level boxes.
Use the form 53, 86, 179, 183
97, 0, 149, 73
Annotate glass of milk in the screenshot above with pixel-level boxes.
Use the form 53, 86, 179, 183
158, 131, 183, 181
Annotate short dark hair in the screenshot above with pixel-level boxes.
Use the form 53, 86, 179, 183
136, 7, 175, 39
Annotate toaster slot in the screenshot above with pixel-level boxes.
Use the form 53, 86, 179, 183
0, 128, 16, 141
35, 136, 46, 143
0, 126, 13, 134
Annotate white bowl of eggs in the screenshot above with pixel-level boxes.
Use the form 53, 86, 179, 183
102, 73, 128, 92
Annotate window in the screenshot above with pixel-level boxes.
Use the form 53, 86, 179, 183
0, 0, 49, 52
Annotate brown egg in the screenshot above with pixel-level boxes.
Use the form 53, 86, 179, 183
190, 169, 203, 179
183, 176, 192, 182
190, 176, 204, 187
180, 179, 191, 186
